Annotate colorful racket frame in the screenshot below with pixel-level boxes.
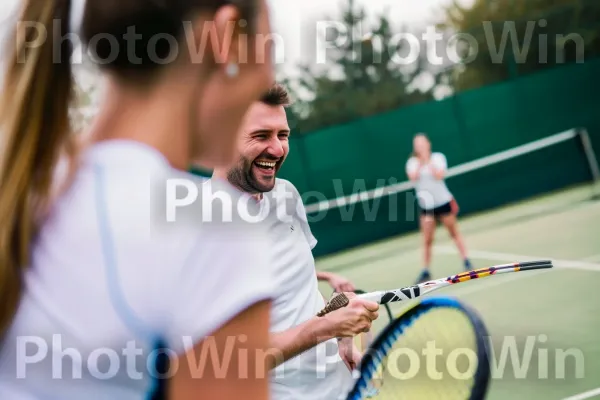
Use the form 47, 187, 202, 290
318, 260, 553, 316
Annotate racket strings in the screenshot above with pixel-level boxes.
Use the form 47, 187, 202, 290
356, 307, 484, 400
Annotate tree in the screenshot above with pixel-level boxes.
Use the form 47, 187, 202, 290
283, 0, 433, 134
436, 0, 600, 91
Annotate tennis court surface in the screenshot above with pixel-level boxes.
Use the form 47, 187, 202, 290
316, 183, 600, 400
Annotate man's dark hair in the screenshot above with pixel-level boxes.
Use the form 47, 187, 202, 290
260, 83, 291, 106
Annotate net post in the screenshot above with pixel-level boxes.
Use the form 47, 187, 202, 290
576, 127, 600, 200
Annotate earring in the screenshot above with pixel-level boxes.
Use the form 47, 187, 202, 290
225, 63, 239, 78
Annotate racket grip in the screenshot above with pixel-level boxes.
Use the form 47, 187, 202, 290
316, 293, 350, 316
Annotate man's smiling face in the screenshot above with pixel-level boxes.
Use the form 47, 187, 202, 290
226, 98, 291, 194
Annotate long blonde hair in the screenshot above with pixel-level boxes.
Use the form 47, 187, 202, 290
0, 0, 75, 337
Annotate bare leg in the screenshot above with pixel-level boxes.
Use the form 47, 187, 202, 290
416, 214, 436, 282
439, 213, 472, 270
421, 214, 436, 268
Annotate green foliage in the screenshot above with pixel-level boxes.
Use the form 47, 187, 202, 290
438, 0, 600, 91
280, 0, 600, 134
283, 0, 433, 134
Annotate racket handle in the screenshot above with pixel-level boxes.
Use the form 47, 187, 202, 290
316, 293, 350, 316
316, 290, 394, 316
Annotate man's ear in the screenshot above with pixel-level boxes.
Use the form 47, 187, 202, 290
185, 5, 244, 73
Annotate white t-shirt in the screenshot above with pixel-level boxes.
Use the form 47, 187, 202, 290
406, 152, 453, 209
0, 140, 274, 399
256, 179, 353, 400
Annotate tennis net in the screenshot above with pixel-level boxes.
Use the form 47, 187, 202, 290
304, 127, 600, 215
302, 127, 600, 256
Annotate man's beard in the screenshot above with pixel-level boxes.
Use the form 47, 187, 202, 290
227, 156, 276, 194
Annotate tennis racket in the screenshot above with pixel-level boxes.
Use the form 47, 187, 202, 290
343, 296, 491, 400
351, 289, 395, 355
354, 289, 394, 322
317, 260, 553, 316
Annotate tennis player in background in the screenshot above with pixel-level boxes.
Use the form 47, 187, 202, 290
0, 0, 276, 399
406, 133, 473, 283
212, 84, 379, 400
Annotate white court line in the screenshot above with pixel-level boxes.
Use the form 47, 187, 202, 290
436, 246, 600, 272
562, 387, 600, 400
425, 246, 600, 299
583, 253, 600, 263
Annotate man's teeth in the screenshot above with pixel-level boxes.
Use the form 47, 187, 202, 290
255, 161, 276, 168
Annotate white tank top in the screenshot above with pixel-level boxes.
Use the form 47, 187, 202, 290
0, 140, 274, 399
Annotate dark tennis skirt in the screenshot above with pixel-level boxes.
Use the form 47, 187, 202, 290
420, 198, 459, 218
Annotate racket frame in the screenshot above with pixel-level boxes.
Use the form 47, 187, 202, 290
346, 296, 491, 400
319, 260, 553, 315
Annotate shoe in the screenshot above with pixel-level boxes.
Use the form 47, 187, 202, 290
415, 269, 431, 284
464, 259, 473, 271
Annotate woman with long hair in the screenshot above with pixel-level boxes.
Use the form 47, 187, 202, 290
0, 0, 276, 398
406, 133, 473, 283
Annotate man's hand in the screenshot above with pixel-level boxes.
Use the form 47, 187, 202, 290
317, 271, 356, 293
338, 337, 362, 372
323, 292, 379, 337
268, 295, 377, 370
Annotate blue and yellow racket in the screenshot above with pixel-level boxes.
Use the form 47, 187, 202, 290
346, 296, 491, 400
